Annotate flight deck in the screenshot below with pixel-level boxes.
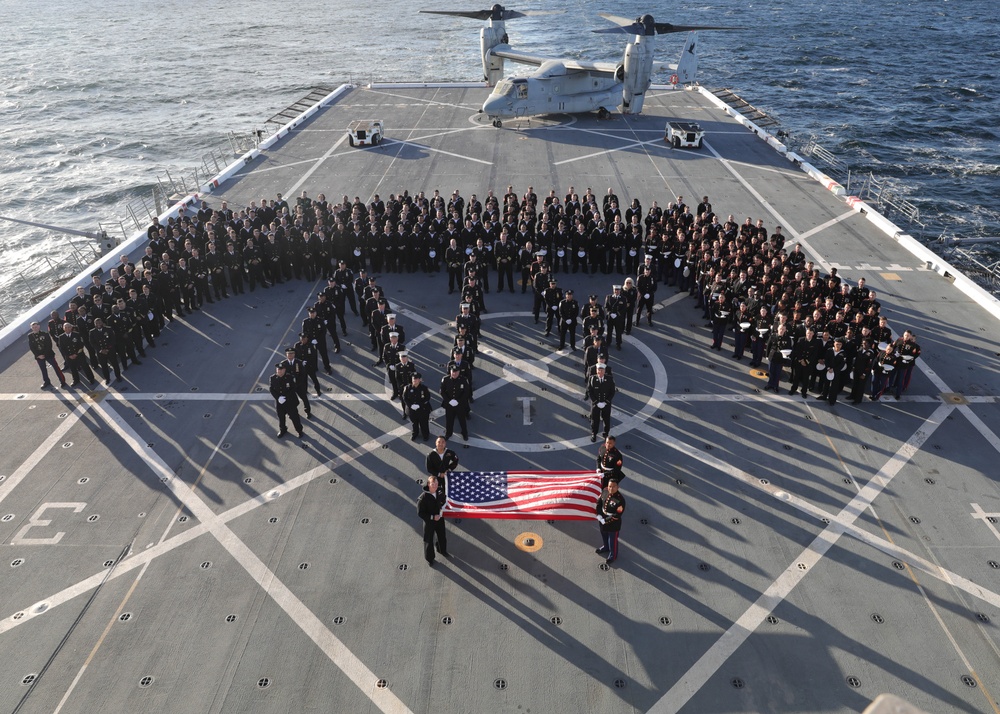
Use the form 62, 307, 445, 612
0, 84, 999, 713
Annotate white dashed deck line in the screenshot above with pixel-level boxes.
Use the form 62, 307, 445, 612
643, 404, 966, 713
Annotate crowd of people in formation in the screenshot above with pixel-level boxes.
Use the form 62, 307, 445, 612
29, 184, 920, 423
23, 186, 924, 571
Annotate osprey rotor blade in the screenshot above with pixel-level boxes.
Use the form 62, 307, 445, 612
596, 12, 637, 26
653, 22, 740, 34
420, 6, 562, 21
594, 12, 739, 35
419, 9, 495, 20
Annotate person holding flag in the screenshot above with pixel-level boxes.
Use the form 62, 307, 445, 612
426, 437, 459, 487
596, 478, 626, 564
418, 474, 449, 566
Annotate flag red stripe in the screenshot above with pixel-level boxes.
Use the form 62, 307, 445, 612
443, 470, 602, 521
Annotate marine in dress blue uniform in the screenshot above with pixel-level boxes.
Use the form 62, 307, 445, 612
595, 479, 626, 564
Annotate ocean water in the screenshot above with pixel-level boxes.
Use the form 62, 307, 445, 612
1, 0, 998, 323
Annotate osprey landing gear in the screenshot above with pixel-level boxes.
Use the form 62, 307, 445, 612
597, 107, 611, 120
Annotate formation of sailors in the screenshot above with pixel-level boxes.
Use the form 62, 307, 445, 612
29, 188, 920, 421
700, 264, 921, 403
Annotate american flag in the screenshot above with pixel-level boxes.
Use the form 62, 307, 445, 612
444, 471, 602, 520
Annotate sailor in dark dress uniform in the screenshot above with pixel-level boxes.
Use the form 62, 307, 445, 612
89, 317, 122, 384
850, 339, 876, 404
426, 436, 459, 487
557, 289, 580, 350
57, 321, 96, 387
302, 306, 332, 375
269, 363, 304, 438
279, 347, 312, 419
763, 323, 793, 393
294, 332, 322, 397
587, 363, 616, 441
398, 371, 429, 441
418, 475, 448, 566
28, 321, 67, 389
604, 285, 628, 350
440, 365, 471, 441
541, 278, 563, 335
823, 338, 850, 405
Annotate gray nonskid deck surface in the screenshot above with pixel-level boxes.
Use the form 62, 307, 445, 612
1, 85, 999, 713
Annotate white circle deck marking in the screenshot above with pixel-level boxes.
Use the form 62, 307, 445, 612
399, 311, 667, 452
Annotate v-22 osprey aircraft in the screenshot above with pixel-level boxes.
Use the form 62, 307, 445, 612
420, 5, 736, 126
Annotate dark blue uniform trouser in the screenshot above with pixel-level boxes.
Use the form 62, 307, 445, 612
423, 518, 447, 562
35, 354, 66, 385
893, 363, 915, 398
711, 322, 726, 349
600, 528, 620, 560
733, 332, 747, 358
766, 356, 784, 390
